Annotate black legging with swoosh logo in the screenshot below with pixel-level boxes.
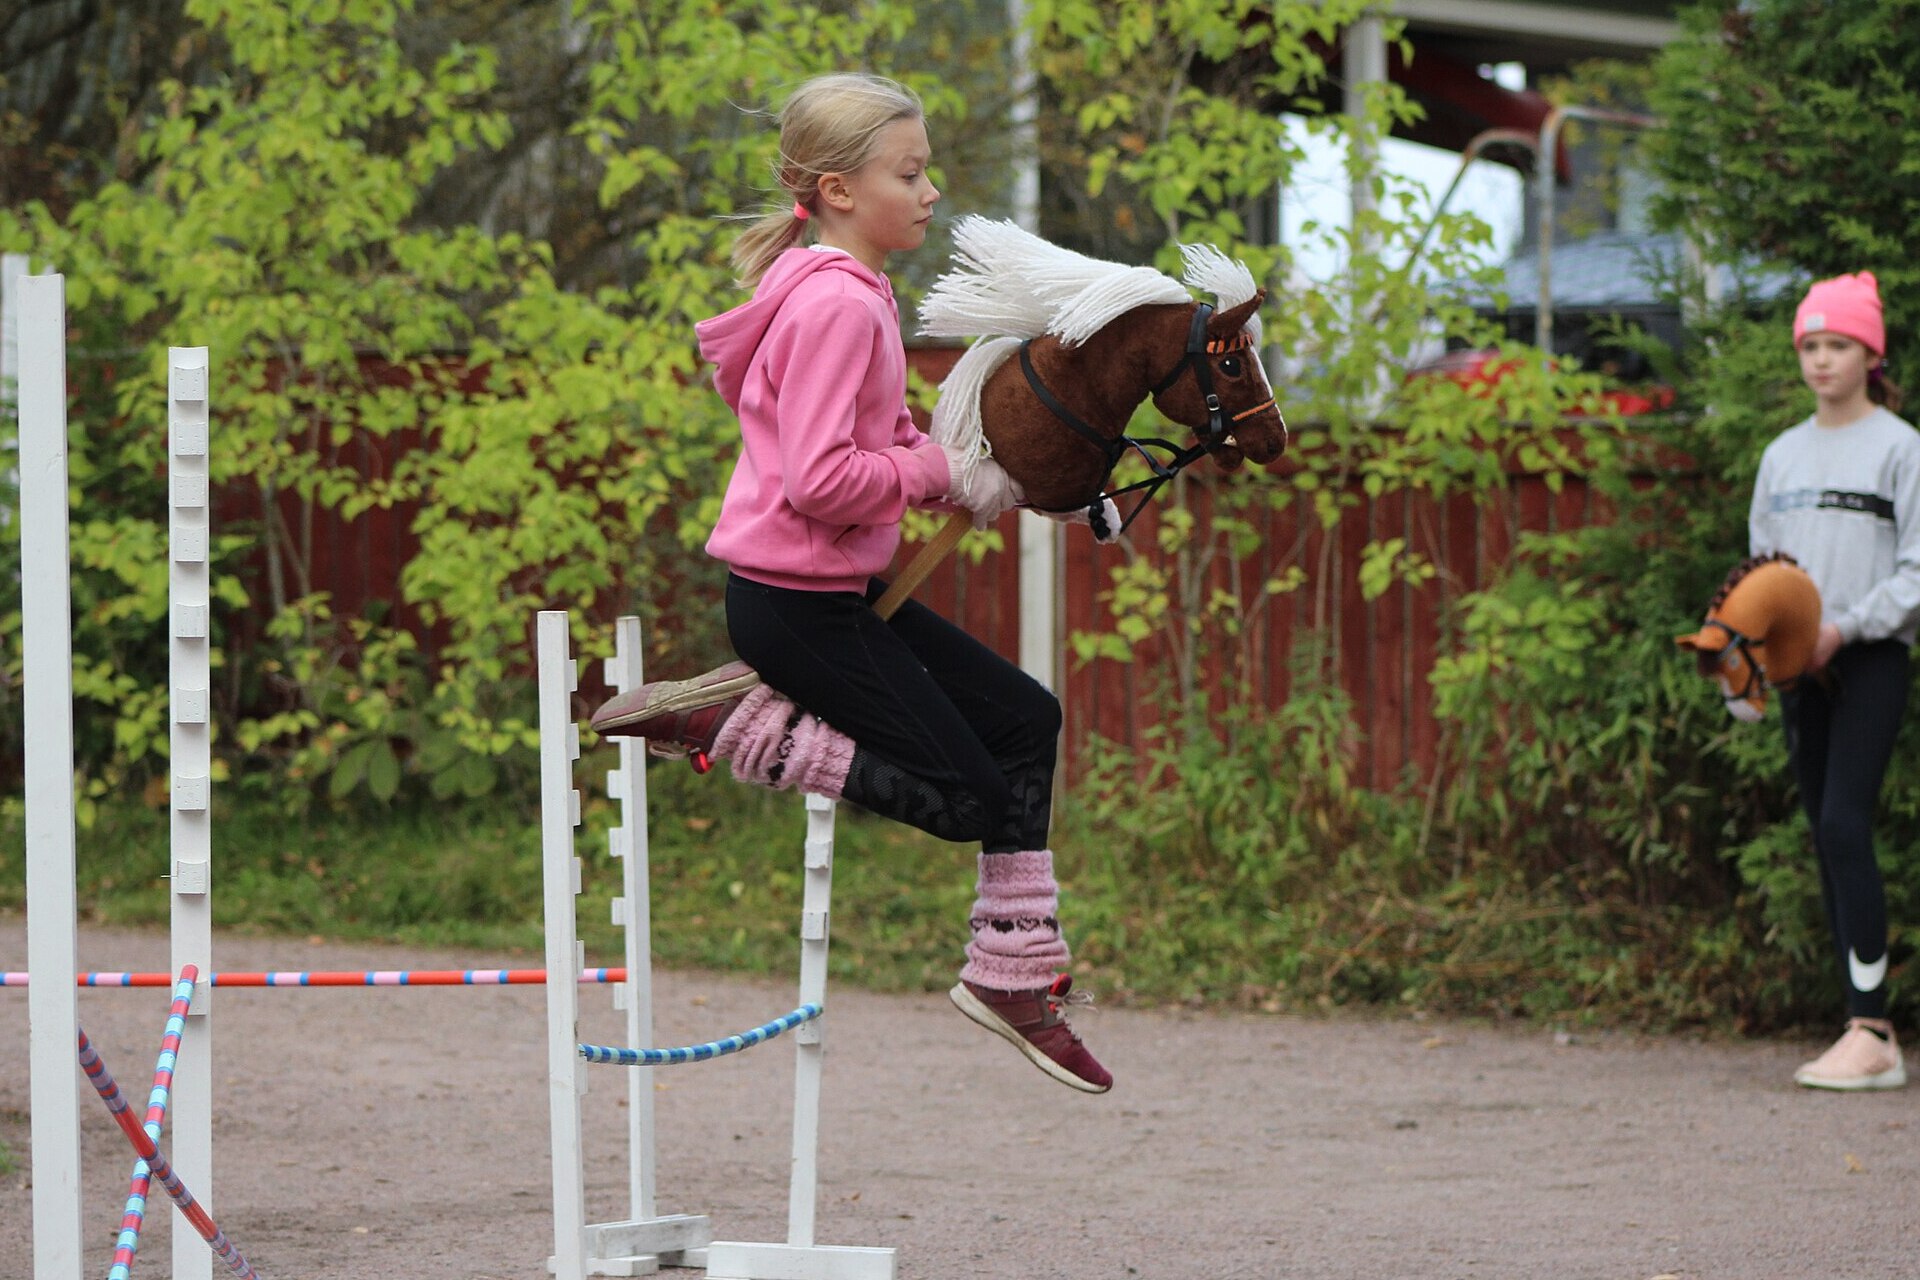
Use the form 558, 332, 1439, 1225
1780, 638, 1910, 1020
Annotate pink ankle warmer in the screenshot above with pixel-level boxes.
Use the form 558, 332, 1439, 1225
775, 710, 855, 797
959, 849, 1071, 991
714, 684, 853, 798
712, 683, 785, 767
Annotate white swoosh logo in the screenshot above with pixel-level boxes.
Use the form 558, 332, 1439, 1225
1849, 949, 1889, 993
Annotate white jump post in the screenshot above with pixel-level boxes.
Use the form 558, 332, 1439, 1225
541, 611, 716, 1279
538, 612, 895, 1280
541, 610, 592, 1280
703, 791, 893, 1280
20, 268, 88, 1276
16, 272, 232, 1274
2, 252, 28, 396
594, 617, 713, 1273
170, 343, 217, 1280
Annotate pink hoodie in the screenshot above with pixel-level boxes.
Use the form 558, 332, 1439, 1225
699, 247, 952, 593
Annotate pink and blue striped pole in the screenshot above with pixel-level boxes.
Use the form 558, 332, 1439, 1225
2, 967, 626, 988
76, 1021, 258, 1279
106, 967, 198, 1280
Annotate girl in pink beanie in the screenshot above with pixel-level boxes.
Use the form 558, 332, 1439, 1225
1751, 269, 1916, 1089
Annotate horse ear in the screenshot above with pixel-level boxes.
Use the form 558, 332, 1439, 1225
1206, 290, 1265, 337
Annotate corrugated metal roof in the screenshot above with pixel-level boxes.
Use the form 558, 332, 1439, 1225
1461, 231, 1798, 312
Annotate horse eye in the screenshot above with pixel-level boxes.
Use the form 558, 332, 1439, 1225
1219, 355, 1242, 377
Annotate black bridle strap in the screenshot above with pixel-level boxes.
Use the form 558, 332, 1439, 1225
1148, 304, 1213, 394
1699, 619, 1772, 699
1148, 303, 1230, 445
1016, 337, 1223, 536
1096, 439, 1214, 535
1019, 339, 1126, 469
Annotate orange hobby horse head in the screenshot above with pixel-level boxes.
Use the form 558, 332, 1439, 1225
1675, 554, 1822, 722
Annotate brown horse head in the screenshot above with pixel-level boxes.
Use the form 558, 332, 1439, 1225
970, 291, 1289, 511
919, 216, 1289, 514
1675, 554, 1821, 721
1145, 290, 1286, 474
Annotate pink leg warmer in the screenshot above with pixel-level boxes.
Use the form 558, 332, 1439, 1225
711, 684, 855, 799
959, 850, 1072, 991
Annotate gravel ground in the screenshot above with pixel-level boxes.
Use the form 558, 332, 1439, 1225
2, 918, 1917, 1280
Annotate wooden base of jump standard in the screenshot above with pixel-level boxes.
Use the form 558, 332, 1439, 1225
705, 1240, 896, 1280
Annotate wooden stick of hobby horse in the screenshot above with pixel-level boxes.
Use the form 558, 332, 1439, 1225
871, 509, 973, 621
593, 509, 976, 737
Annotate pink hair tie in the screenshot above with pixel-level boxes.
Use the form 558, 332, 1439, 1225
792, 200, 810, 221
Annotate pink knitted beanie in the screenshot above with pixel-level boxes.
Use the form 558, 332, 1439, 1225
1794, 271, 1884, 356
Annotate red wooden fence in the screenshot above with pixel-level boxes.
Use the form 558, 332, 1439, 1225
875, 344, 1622, 788
220, 346, 1612, 790
899, 462, 1599, 790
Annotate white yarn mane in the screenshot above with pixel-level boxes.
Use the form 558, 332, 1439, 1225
920, 216, 1264, 466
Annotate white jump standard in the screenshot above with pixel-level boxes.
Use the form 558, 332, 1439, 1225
539, 612, 896, 1279
14, 263, 893, 1277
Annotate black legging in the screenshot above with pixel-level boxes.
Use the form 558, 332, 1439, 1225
1780, 638, 1910, 1020
725, 573, 1059, 853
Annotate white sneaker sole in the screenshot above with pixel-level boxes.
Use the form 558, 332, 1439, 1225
948, 982, 1110, 1094
591, 664, 762, 733
1793, 1060, 1907, 1091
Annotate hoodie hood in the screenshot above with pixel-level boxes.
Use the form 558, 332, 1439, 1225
697, 248, 895, 408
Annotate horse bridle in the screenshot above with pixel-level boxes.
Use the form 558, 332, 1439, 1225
1698, 618, 1809, 703
1016, 302, 1275, 536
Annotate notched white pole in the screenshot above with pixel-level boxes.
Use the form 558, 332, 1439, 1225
169, 345, 217, 1280
539, 611, 589, 1280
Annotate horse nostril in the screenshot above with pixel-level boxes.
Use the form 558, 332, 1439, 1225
1241, 433, 1284, 463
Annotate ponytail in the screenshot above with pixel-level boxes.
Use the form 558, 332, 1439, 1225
731, 204, 810, 288
1870, 365, 1905, 415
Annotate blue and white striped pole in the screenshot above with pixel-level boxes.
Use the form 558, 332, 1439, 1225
579, 1004, 823, 1066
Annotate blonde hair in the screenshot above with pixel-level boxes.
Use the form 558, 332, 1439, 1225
730, 73, 924, 287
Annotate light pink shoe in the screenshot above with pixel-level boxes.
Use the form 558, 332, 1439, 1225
1793, 1018, 1907, 1091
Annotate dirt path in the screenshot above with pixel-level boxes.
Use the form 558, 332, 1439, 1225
2, 918, 1916, 1279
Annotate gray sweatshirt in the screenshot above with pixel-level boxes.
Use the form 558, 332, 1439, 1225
1749, 405, 1920, 647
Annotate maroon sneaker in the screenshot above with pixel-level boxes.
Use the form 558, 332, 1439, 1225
589, 660, 762, 772
949, 974, 1113, 1094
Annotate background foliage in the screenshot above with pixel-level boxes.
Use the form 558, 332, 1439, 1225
6, 0, 1917, 1031
1390, 0, 1920, 1029
1646, 0, 1920, 371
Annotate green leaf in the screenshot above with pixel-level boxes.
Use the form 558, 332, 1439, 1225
330, 740, 375, 801
367, 741, 402, 803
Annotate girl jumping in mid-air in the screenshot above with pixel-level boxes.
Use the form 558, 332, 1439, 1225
1751, 270, 1918, 1090
593, 72, 1111, 1093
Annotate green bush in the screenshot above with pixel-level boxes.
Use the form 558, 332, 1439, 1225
21, 0, 1911, 1033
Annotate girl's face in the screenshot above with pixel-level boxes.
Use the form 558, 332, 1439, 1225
822, 116, 939, 272
1797, 331, 1875, 407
